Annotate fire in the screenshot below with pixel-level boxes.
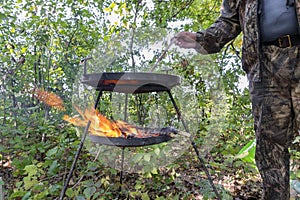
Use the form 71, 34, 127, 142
31, 87, 175, 139
31, 87, 146, 138
33, 87, 65, 110
63, 105, 142, 138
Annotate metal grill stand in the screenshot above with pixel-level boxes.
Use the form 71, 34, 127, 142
59, 90, 102, 200
167, 90, 221, 199
59, 70, 221, 199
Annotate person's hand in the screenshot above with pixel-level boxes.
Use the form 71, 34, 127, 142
174, 31, 197, 49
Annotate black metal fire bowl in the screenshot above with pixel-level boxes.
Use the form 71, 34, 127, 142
89, 134, 172, 147
89, 127, 178, 147
81, 72, 181, 93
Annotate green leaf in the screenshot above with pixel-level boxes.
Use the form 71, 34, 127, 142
16, 181, 23, 187
48, 160, 59, 175
10, 190, 27, 198
66, 188, 76, 198
83, 186, 96, 199
35, 190, 50, 199
143, 154, 151, 162
132, 153, 143, 163
21, 47, 27, 54
87, 161, 98, 171
23, 177, 38, 190
21, 191, 31, 200
74, 196, 85, 200
151, 168, 158, 175
296, 170, 300, 179
46, 147, 58, 158
49, 184, 61, 193
24, 164, 38, 177
82, 180, 94, 188
134, 182, 143, 190
0, 145, 4, 153
235, 139, 256, 163
141, 193, 150, 200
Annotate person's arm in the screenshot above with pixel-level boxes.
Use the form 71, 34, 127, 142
175, 0, 242, 54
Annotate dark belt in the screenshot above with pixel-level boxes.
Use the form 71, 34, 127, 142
262, 34, 300, 48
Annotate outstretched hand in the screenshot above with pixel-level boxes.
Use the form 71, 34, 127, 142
174, 31, 198, 49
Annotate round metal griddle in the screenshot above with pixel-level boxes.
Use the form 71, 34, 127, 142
81, 72, 181, 93
89, 134, 173, 147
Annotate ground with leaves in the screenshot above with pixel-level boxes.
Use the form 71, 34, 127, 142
1, 130, 263, 199
3, 113, 300, 199
1, 157, 263, 200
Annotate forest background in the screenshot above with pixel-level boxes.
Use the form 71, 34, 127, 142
1, 0, 300, 199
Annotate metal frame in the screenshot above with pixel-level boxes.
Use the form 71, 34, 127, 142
59, 71, 221, 200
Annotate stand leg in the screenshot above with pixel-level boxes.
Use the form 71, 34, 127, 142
167, 91, 221, 200
59, 90, 103, 200
117, 147, 125, 199
119, 147, 125, 188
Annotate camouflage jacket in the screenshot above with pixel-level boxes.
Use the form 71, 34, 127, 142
197, 0, 300, 82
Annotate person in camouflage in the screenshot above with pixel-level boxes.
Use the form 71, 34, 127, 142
174, 0, 300, 199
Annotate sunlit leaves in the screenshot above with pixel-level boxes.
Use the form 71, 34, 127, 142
104, 2, 117, 12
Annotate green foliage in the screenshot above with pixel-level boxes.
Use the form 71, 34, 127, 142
6, 118, 74, 196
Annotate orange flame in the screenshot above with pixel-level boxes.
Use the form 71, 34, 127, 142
63, 105, 143, 138
33, 87, 65, 110
31, 88, 155, 138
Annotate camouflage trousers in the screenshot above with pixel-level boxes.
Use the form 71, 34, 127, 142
249, 45, 300, 200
